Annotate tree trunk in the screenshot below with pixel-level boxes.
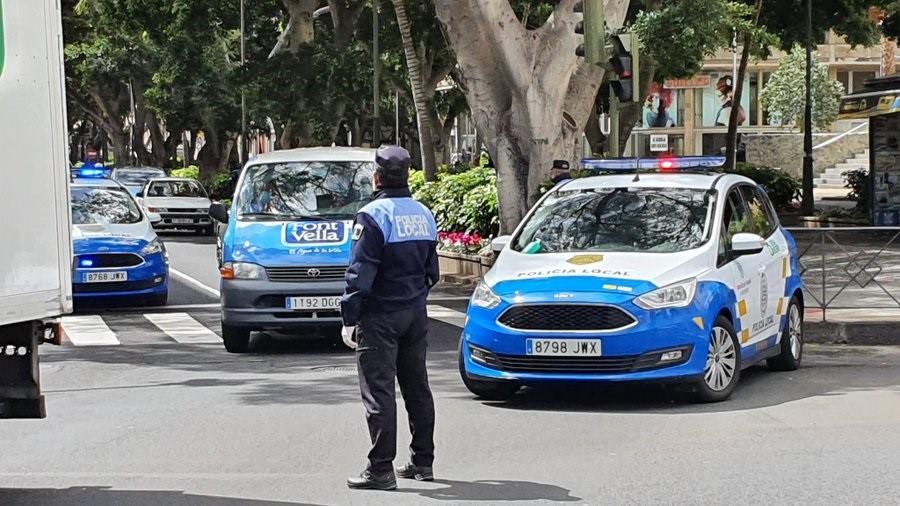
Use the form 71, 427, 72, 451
108, 130, 129, 168
147, 114, 169, 168
391, 0, 438, 180
435, 0, 627, 231
725, 0, 763, 170
270, 0, 319, 58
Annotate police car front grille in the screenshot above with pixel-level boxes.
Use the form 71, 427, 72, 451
73, 277, 164, 293
497, 304, 636, 331
75, 253, 144, 268
487, 353, 642, 373
265, 266, 348, 282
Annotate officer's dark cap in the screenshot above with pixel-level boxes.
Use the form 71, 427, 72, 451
375, 145, 411, 188
553, 160, 570, 170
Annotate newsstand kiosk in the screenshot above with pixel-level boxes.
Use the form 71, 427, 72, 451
838, 75, 900, 225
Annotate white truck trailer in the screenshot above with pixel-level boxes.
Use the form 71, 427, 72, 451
0, 0, 72, 418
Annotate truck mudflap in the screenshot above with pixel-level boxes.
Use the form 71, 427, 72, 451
0, 321, 48, 419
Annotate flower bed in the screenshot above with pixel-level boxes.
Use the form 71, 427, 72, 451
437, 232, 494, 282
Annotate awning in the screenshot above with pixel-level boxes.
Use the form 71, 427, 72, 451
838, 89, 900, 119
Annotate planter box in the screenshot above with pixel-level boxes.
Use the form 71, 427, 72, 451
797, 215, 869, 228
438, 250, 493, 282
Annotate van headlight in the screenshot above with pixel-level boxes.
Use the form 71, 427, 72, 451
141, 238, 164, 256
634, 278, 697, 310
221, 262, 267, 280
471, 281, 501, 309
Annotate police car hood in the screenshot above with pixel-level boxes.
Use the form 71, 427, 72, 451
485, 249, 709, 297
72, 222, 154, 254
228, 220, 353, 266
142, 196, 211, 209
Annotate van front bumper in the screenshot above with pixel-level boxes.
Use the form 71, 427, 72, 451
220, 279, 345, 330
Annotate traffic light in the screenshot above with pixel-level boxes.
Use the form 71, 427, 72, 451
574, 0, 605, 66
607, 34, 634, 102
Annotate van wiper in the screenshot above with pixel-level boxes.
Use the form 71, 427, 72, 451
238, 212, 327, 221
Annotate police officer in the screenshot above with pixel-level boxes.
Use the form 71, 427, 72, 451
550, 159, 571, 184
341, 145, 439, 491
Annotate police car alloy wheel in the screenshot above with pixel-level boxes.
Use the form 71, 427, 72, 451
696, 315, 741, 403
767, 296, 803, 371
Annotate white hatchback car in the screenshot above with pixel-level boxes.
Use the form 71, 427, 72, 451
138, 177, 214, 235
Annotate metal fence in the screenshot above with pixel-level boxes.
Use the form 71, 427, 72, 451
785, 227, 900, 321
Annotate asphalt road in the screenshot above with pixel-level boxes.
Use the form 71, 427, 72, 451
4, 235, 900, 505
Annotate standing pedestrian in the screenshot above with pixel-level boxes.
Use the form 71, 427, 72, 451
551, 160, 572, 184
341, 145, 440, 491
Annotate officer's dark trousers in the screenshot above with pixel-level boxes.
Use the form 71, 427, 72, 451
356, 307, 435, 473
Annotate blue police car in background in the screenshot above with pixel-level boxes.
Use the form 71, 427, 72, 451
209, 147, 376, 353
71, 170, 169, 306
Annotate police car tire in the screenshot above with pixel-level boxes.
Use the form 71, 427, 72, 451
767, 296, 803, 372
457, 339, 519, 401
222, 325, 251, 354
695, 315, 741, 403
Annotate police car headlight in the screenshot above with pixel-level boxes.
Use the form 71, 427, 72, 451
471, 281, 501, 309
634, 278, 697, 310
221, 262, 267, 280
140, 239, 164, 256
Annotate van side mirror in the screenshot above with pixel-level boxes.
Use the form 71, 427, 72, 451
136, 191, 144, 198
731, 233, 765, 257
209, 202, 229, 223
491, 235, 512, 254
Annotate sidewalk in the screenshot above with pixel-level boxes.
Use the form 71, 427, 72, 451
805, 308, 900, 345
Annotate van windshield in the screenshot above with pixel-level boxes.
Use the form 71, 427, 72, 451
235, 161, 375, 220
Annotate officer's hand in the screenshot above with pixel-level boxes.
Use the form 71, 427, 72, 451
341, 326, 358, 350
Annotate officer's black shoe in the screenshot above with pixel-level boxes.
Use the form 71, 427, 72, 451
395, 463, 434, 482
346, 470, 397, 490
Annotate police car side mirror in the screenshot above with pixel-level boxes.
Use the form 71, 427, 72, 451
146, 212, 162, 224
730, 233, 765, 257
209, 202, 229, 223
491, 235, 512, 254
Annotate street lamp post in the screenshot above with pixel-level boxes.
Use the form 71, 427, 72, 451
373, 0, 381, 148
801, 0, 815, 215
240, 0, 247, 163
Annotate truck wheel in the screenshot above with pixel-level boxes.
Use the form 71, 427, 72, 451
767, 296, 803, 371
222, 325, 251, 353
694, 315, 741, 403
458, 339, 519, 401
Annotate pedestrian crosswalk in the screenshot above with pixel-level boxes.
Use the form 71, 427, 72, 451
60, 304, 468, 347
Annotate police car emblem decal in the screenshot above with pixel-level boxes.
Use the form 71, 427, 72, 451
566, 254, 604, 265
759, 272, 769, 314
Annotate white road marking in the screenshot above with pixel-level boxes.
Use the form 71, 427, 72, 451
427, 305, 467, 328
61, 315, 120, 346
169, 267, 221, 297
144, 312, 221, 344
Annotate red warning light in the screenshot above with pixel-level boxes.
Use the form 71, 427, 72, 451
659, 158, 675, 171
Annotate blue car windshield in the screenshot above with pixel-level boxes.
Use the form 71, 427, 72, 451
71, 187, 143, 225
514, 187, 716, 254
235, 161, 375, 220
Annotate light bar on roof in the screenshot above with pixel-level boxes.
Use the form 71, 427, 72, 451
581, 156, 726, 171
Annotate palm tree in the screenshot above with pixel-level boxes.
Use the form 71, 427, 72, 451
390, 0, 438, 180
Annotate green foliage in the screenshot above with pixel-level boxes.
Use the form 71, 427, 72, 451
632, 0, 777, 79
171, 165, 199, 180
843, 168, 870, 209
206, 172, 236, 200
413, 168, 499, 237
759, 45, 845, 131
728, 163, 801, 210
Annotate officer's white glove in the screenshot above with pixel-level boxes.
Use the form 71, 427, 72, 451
342, 326, 358, 350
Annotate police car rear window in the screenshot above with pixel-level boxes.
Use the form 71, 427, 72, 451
71, 188, 143, 225
514, 188, 715, 254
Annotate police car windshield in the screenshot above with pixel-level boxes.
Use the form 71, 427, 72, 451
146, 180, 207, 198
114, 169, 165, 186
514, 187, 715, 254
235, 161, 375, 220
71, 187, 143, 225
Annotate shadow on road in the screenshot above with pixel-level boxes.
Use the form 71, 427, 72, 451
0, 487, 321, 506
397, 479, 581, 502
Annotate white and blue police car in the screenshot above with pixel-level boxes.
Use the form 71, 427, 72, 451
460, 157, 804, 402
71, 170, 169, 306
209, 147, 376, 353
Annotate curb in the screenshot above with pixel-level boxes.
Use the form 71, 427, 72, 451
440, 273, 481, 286
804, 321, 900, 345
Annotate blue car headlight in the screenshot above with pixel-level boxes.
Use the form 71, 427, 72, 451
471, 281, 501, 309
634, 278, 697, 310
141, 238, 164, 256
